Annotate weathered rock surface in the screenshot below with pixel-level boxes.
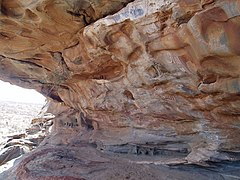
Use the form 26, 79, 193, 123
1, 0, 240, 179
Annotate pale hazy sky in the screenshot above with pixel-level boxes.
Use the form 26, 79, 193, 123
0, 80, 46, 104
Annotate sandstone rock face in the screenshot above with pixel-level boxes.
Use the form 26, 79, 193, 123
1, 0, 240, 179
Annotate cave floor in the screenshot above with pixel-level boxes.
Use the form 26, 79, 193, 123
1, 142, 239, 180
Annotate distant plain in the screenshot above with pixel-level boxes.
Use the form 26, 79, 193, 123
0, 101, 43, 146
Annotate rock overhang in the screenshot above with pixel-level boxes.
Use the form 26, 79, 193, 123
0, 0, 240, 179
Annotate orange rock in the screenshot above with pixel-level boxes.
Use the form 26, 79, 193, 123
1, 0, 240, 179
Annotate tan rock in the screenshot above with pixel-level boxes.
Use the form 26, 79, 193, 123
1, 0, 240, 178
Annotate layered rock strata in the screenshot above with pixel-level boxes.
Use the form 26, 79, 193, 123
0, 0, 240, 179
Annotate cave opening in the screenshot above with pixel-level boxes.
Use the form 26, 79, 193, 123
0, 80, 50, 172
0, 80, 45, 104
0, 79, 46, 141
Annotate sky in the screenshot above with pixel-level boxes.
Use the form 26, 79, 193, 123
0, 80, 46, 104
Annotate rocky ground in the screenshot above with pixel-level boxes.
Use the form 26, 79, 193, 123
0, 101, 53, 173
0, 101, 43, 145
1, 129, 240, 179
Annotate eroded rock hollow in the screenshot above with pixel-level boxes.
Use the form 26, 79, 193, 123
1, 0, 240, 179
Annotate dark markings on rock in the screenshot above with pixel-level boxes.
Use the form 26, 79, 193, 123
80, 113, 94, 130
